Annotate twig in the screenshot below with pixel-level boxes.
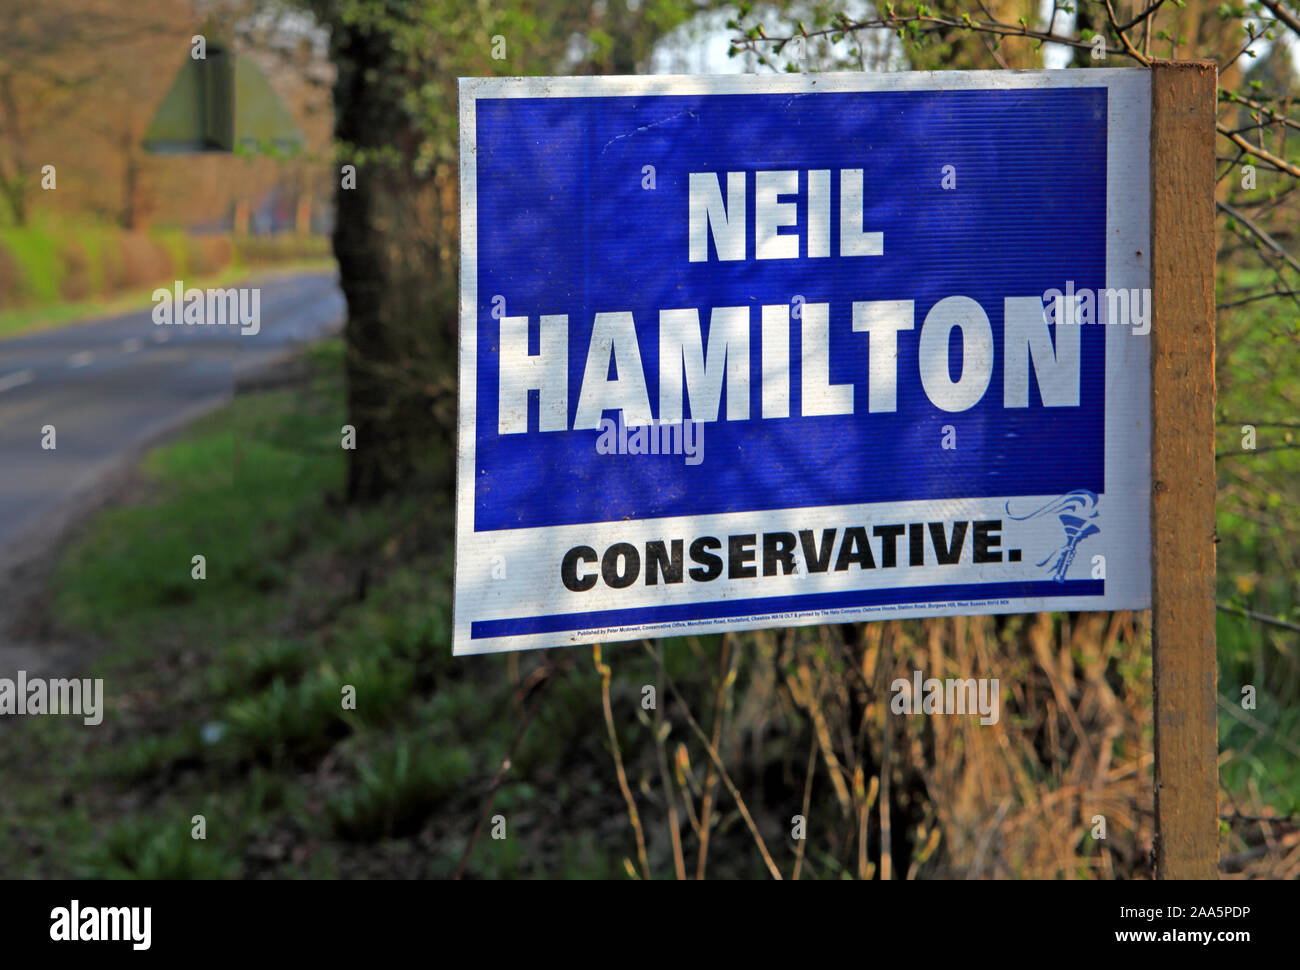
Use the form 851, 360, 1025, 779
1216, 601, 1300, 634
856, 768, 872, 880
793, 731, 818, 880
879, 624, 893, 880
1216, 443, 1300, 458
1218, 695, 1300, 759
1102, 0, 1153, 65
1217, 419, 1300, 429
786, 661, 852, 815
1217, 199, 1300, 276
643, 640, 784, 880
594, 644, 651, 879
675, 743, 703, 835
1217, 125, 1300, 180
1221, 89, 1300, 134
1217, 290, 1300, 310
732, 15, 1121, 59
1222, 24, 1264, 72
1217, 146, 1249, 186
652, 665, 687, 880
1222, 811, 1300, 824
694, 633, 733, 880
1257, 0, 1300, 40
1117, 0, 1169, 33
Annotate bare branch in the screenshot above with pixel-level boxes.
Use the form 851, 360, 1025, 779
1220, 88, 1300, 134
1218, 198, 1300, 275
1217, 289, 1300, 310
1102, 0, 1152, 65
594, 645, 651, 880
642, 639, 784, 880
1257, 0, 1300, 40
1218, 124, 1300, 180
732, 14, 1123, 59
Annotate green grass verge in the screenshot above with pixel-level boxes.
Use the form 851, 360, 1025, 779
0, 337, 645, 879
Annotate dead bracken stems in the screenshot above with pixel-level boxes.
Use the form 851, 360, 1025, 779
693, 632, 732, 879
643, 639, 784, 880
594, 644, 651, 879
652, 668, 688, 879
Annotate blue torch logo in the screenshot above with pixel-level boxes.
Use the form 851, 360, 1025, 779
1005, 490, 1101, 582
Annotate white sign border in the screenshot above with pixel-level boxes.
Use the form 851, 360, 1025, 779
456, 69, 1152, 656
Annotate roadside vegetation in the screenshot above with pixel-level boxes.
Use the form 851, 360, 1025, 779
1, 0, 1296, 880
0, 341, 627, 878
0, 217, 331, 339
1, 327, 1293, 879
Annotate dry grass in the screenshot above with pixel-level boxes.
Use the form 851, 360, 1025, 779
597, 612, 1183, 878
601, 608, 1299, 879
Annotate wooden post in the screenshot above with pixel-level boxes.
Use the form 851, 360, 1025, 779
1149, 60, 1219, 880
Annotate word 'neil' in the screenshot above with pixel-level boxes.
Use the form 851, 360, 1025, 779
688, 169, 882, 262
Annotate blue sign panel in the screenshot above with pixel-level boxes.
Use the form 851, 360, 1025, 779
455, 71, 1152, 656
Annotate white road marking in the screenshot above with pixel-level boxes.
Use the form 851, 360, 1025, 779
68, 351, 94, 368
0, 369, 34, 393
122, 337, 143, 353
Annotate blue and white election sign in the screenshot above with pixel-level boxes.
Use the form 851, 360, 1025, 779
455, 70, 1152, 656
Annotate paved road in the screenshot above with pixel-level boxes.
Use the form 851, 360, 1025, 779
0, 270, 344, 563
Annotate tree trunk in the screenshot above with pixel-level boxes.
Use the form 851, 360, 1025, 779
0, 72, 29, 226
329, 18, 449, 504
